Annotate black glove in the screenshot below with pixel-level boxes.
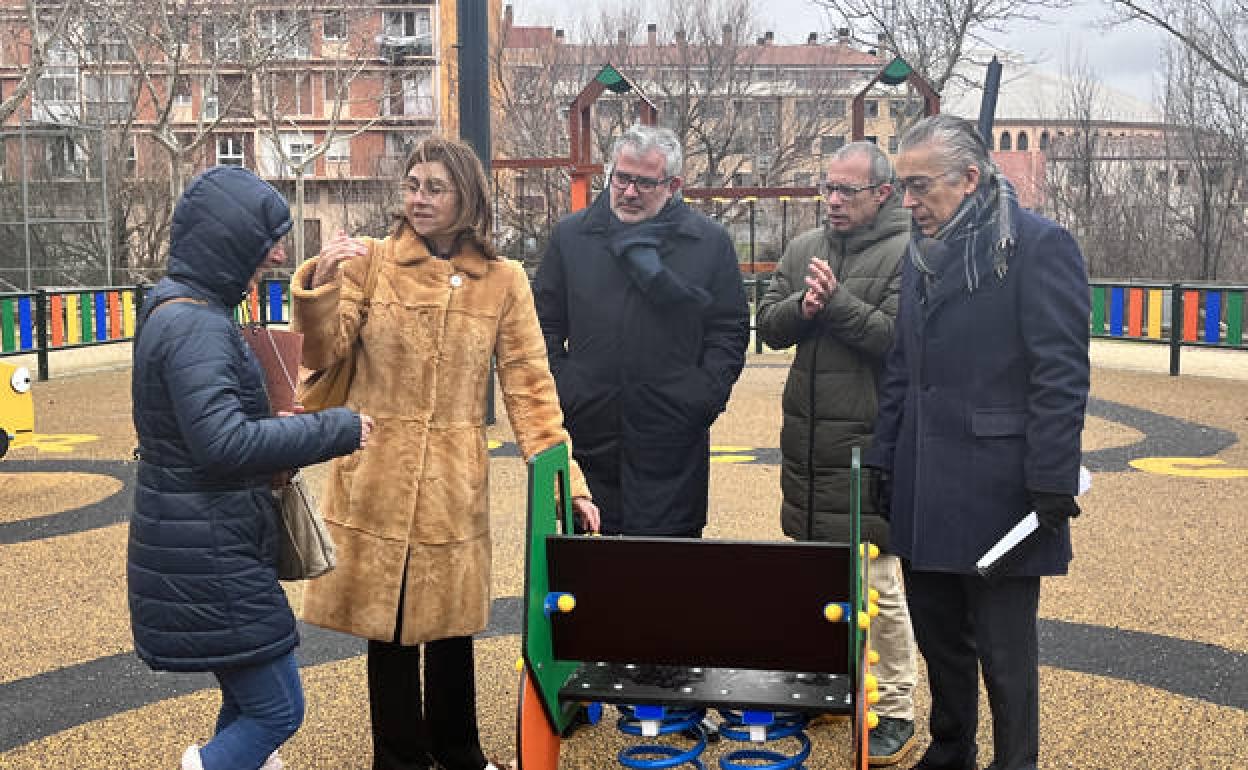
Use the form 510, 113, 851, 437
872, 470, 893, 520
1029, 490, 1081, 532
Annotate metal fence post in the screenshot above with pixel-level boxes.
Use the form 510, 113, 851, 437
1169, 282, 1182, 377
34, 288, 49, 381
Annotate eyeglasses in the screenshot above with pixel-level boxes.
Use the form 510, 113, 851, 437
610, 170, 669, 193
820, 181, 882, 198
401, 178, 454, 197
896, 174, 953, 197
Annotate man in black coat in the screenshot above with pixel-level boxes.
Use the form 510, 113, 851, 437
867, 116, 1090, 770
533, 124, 749, 537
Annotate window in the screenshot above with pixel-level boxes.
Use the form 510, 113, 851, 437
327, 136, 351, 163
258, 11, 310, 59
1039, 131, 1050, 150
1017, 132, 1029, 151
202, 18, 242, 61
266, 73, 313, 116
795, 100, 817, 124
888, 135, 898, 153
217, 135, 246, 166
124, 137, 137, 175
83, 21, 129, 62
999, 132, 1012, 151
864, 99, 878, 119
83, 74, 133, 121
1175, 168, 1188, 186
323, 10, 347, 40
824, 99, 846, 120
36, 67, 78, 103
864, 135, 877, 145
172, 75, 192, 106
260, 133, 315, 176
382, 9, 433, 57
820, 135, 845, 154
47, 134, 83, 178
382, 70, 434, 119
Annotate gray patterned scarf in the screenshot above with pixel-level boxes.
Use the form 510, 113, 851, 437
909, 167, 1019, 296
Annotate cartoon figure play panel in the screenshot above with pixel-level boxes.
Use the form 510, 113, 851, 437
0, 363, 34, 458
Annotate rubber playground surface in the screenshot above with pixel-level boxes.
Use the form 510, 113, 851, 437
1, 342, 1245, 769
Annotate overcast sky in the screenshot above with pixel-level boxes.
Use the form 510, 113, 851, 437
511, 0, 1168, 105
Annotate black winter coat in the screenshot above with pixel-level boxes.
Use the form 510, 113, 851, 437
867, 205, 1090, 576
129, 167, 361, 672
533, 192, 750, 535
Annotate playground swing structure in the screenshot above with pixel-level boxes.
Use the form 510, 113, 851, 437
516, 443, 883, 770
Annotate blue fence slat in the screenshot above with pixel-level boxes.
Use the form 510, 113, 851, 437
94, 293, 108, 341
1110, 287, 1125, 336
267, 281, 284, 323
1205, 291, 1222, 343
18, 296, 33, 350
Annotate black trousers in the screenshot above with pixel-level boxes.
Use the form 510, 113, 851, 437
367, 635, 486, 770
903, 565, 1041, 770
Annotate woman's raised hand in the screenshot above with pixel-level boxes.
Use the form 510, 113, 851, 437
309, 230, 370, 288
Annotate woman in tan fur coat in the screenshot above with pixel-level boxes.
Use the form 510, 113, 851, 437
291, 137, 598, 770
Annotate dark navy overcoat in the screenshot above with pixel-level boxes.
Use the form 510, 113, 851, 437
867, 207, 1090, 576
533, 192, 750, 535
129, 167, 361, 671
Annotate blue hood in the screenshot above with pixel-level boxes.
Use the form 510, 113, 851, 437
166, 166, 292, 307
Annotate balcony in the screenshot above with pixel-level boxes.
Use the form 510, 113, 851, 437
380, 36, 433, 63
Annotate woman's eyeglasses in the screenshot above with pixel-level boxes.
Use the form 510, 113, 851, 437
610, 170, 669, 193
401, 178, 454, 197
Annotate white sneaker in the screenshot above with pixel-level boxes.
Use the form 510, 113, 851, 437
180, 745, 204, 770
260, 750, 285, 770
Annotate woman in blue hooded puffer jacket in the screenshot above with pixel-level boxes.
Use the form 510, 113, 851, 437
129, 166, 373, 770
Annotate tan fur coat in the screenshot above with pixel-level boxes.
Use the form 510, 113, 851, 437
291, 226, 588, 644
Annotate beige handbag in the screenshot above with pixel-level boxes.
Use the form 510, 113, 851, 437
275, 470, 335, 580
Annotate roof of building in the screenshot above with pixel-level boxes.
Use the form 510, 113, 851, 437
940, 59, 1163, 125
503, 24, 884, 68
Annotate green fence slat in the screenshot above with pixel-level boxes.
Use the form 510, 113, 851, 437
1, 298, 15, 352
1228, 292, 1244, 347
80, 292, 94, 343
1090, 287, 1106, 335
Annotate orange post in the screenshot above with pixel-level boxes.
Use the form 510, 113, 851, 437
1127, 288, 1143, 337
1183, 291, 1200, 342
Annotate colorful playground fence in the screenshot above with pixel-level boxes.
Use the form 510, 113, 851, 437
0, 279, 292, 381
3, 280, 1246, 380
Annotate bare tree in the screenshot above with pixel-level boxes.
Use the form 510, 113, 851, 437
0, 0, 76, 124
1110, 0, 1248, 91
809, 0, 1071, 94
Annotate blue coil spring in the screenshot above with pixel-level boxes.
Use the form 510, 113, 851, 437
715, 711, 812, 770
615, 705, 708, 769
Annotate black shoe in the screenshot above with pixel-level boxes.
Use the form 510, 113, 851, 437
867, 717, 916, 766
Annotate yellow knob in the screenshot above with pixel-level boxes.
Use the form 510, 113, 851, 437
868, 543, 880, 560
868, 649, 880, 665
515, 657, 524, 672
864, 673, 878, 692
557, 594, 576, 613
867, 711, 879, 729
868, 603, 880, 618
867, 689, 881, 705
824, 603, 845, 622
869, 589, 880, 603
858, 612, 871, 630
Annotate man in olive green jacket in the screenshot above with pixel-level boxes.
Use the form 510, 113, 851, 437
756, 141, 917, 766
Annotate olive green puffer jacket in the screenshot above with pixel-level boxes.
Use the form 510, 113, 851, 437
756, 193, 909, 548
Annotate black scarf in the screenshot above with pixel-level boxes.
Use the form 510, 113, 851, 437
606, 198, 711, 309
909, 168, 1019, 297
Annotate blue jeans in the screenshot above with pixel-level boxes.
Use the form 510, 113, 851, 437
200, 651, 304, 770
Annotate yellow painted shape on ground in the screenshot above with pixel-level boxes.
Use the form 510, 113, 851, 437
1130, 456, 1248, 478
488, 438, 502, 450
711, 445, 759, 464
10, 433, 101, 454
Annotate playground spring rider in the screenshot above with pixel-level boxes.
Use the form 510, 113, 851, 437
516, 443, 883, 769
0, 363, 34, 458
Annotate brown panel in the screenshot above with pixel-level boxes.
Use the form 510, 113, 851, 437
547, 537, 853, 674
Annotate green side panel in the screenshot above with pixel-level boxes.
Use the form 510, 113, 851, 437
1, 299, 15, 352
1090, 287, 1105, 336
523, 443, 580, 734
1227, 292, 1244, 347
79, 293, 94, 343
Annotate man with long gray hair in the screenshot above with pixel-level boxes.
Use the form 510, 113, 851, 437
867, 115, 1090, 770
757, 140, 918, 766
534, 124, 749, 537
